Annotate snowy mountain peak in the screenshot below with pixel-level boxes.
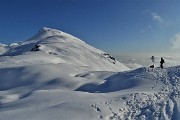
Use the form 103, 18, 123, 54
39, 27, 62, 34
0, 27, 130, 72
0, 43, 7, 47
40, 27, 51, 31
27, 27, 62, 41
27, 27, 86, 45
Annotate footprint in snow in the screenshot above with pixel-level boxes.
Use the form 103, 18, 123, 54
90, 104, 101, 112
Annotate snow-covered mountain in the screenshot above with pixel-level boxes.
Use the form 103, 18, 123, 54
0, 28, 179, 120
0, 43, 7, 55
0, 27, 129, 72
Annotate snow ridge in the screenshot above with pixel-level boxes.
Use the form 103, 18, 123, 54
0, 27, 129, 72
88, 67, 180, 120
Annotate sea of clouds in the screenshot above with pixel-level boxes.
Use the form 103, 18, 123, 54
114, 53, 180, 69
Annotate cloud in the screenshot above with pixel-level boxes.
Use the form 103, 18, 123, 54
124, 63, 143, 70
170, 32, 180, 49
151, 12, 164, 23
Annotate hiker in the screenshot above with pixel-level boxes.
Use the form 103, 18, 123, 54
150, 56, 155, 68
160, 57, 165, 68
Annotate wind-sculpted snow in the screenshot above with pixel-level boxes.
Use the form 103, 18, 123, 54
0, 27, 129, 71
76, 68, 158, 93
87, 67, 180, 120
0, 65, 180, 119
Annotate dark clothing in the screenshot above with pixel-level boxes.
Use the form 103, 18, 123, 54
160, 58, 164, 68
160, 64, 163, 69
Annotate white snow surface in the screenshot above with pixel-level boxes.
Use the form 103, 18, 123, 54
0, 43, 8, 55
0, 27, 129, 72
0, 27, 179, 120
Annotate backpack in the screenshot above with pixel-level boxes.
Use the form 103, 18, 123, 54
161, 58, 164, 63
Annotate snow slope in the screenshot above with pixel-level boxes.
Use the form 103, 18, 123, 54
0, 27, 129, 72
0, 43, 8, 55
0, 66, 179, 120
0, 27, 179, 120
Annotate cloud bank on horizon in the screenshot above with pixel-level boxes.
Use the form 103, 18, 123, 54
115, 53, 180, 69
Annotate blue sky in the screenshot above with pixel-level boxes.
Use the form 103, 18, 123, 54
0, 0, 180, 54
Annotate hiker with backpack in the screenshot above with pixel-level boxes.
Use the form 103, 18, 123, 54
160, 57, 165, 68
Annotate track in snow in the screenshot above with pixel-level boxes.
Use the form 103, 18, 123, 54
89, 68, 180, 120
